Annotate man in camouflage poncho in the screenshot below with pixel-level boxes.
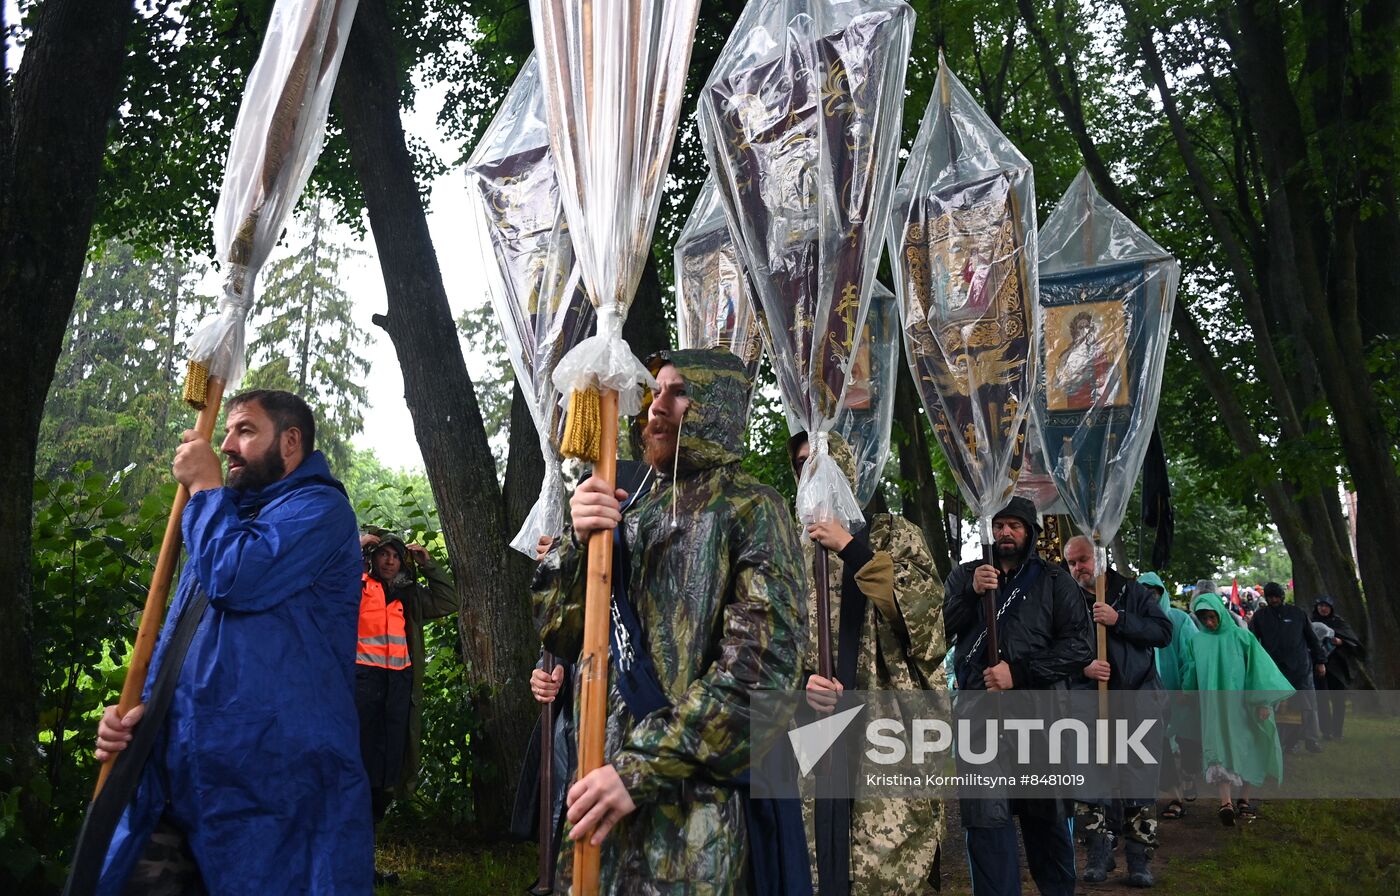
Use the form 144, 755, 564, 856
533, 349, 808, 895
792, 432, 947, 895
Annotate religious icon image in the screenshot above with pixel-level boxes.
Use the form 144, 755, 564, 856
1045, 301, 1129, 411
842, 326, 873, 410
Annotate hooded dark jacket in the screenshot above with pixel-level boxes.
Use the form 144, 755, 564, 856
99, 451, 370, 895
944, 552, 1093, 693
943, 547, 1093, 828
1249, 601, 1325, 690
1311, 598, 1366, 689
1069, 568, 1172, 691
533, 349, 808, 895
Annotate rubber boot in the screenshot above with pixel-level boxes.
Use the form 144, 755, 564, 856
1083, 830, 1115, 883
1125, 840, 1155, 888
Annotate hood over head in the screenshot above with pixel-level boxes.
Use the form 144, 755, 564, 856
639, 349, 751, 473
1191, 589, 1231, 634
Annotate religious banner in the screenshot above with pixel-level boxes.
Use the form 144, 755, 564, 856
887, 54, 1039, 554
468, 53, 595, 556
698, 0, 913, 528
674, 175, 764, 382
1033, 168, 1178, 553
831, 282, 900, 507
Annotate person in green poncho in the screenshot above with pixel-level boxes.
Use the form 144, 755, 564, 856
1180, 590, 1294, 825
1142, 572, 1199, 821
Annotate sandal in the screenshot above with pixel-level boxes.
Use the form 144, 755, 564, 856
1218, 801, 1236, 826
1160, 800, 1185, 819
1236, 799, 1257, 820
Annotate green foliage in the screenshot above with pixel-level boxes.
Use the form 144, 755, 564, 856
0, 466, 167, 887
38, 242, 212, 506
399, 620, 480, 828
343, 447, 441, 545
243, 194, 371, 473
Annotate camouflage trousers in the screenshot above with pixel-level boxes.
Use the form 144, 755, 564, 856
121, 815, 208, 896
1074, 800, 1158, 851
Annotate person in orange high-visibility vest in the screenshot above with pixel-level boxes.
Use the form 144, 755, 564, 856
355, 532, 458, 845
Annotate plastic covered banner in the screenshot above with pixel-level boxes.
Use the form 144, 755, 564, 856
886, 55, 1038, 545
467, 54, 596, 556
1033, 169, 1178, 547
530, 0, 701, 416
1014, 412, 1067, 516
187, 0, 360, 384
831, 281, 899, 508
698, 0, 913, 528
674, 176, 764, 383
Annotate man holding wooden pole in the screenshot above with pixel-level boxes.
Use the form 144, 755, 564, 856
532, 350, 807, 895
1064, 535, 1172, 887
942, 496, 1092, 896
90, 390, 370, 894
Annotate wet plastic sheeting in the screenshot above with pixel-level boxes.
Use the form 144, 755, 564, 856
187, 0, 360, 383
1033, 169, 1178, 546
832, 282, 900, 508
674, 175, 765, 383
530, 0, 700, 415
887, 57, 1039, 534
467, 54, 595, 555
699, 0, 913, 527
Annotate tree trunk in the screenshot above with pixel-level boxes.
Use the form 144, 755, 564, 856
1226, 0, 1400, 685
335, 0, 534, 832
0, 0, 133, 863
894, 352, 951, 580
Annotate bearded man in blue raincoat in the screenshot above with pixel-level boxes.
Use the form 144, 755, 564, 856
92, 390, 371, 894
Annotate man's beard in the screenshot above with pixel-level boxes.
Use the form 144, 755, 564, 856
642, 417, 679, 471
226, 443, 285, 491
994, 534, 1032, 568
1073, 570, 1096, 591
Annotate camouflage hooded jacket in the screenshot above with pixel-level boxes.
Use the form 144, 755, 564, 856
797, 434, 947, 895
533, 349, 808, 895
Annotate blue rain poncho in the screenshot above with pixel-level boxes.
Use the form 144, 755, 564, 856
99, 451, 372, 894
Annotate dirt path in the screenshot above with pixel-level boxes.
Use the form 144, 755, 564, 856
938, 797, 1242, 893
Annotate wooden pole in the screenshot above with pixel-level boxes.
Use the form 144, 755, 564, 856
981, 542, 1000, 668
1095, 539, 1109, 719
572, 388, 618, 896
814, 548, 833, 681
533, 650, 558, 896
94, 377, 226, 797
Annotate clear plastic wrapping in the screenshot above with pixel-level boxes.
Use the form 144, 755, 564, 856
529, 0, 701, 415
698, 0, 914, 528
886, 55, 1039, 538
674, 175, 764, 382
187, 0, 360, 383
1033, 169, 1179, 546
467, 53, 596, 556
1013, 412, 1068, 516
831, 282, 899, 507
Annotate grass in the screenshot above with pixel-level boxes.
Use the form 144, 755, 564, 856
1159, 799, 1400, 895
373, 822, 537, 895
